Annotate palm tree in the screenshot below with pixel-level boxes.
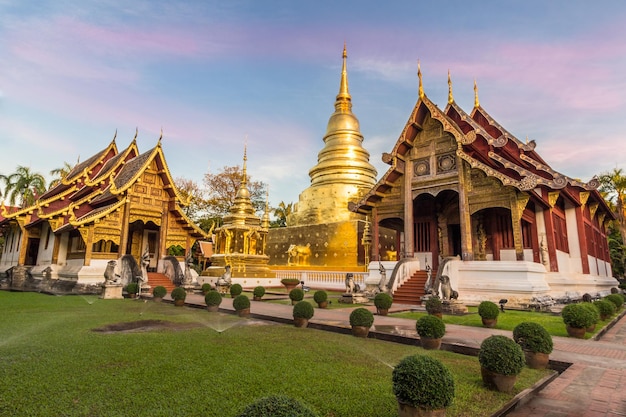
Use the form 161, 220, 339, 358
599, 168, 626, 242
48, 162, 74, 189
271, 201, 293, 228
3, 166, 47, 208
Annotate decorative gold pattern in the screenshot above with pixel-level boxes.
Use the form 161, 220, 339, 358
589, 202, 599, 219
548, 192, 560, 208
579, 191, 590, 207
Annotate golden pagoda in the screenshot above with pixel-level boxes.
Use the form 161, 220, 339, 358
267, 45, 396, 269
202, 147, 276, 281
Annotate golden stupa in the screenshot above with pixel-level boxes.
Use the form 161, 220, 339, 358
203, 147, 276, 280
267, 45, 396, 269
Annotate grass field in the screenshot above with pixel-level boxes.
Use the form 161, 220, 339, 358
0, 291, 552, 417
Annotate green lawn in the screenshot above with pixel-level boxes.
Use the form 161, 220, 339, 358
0, 291, 551, 417
391, 306, 617, 339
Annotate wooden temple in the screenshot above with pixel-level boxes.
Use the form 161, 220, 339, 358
350, 66, 617, 304
0, 131, 207, 293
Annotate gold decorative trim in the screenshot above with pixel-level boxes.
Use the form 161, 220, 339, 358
548, 192, 560, 208
589, 202, 599, 219
579, 191, 590, 207
598, 212, 606, 226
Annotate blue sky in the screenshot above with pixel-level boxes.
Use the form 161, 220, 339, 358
1, 1, 626, 209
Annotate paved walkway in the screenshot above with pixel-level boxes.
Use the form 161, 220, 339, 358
179, 293, 626, 417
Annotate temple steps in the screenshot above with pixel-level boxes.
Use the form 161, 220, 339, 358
391, 270, 428, 305
147, 272, 176, 294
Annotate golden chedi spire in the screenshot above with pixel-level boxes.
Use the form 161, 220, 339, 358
448, 70, 454, 104
222, 144, 256, 226
289, 44, 378, 226
418, 60, 424, 99
474, 79, 480, 108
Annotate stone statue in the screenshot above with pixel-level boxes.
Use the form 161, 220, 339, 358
286, 243, 312, 266
344, 273, 359, 294
140, 248, 150, 283
103, 260, 119, 284
377, 262, 388, 293
540, 237, 549, 267
424, 264, 432, 294
183, 251, 194, 285
439, 275, 458, 300
216, 265, 232, 295
426, 256, 459, 300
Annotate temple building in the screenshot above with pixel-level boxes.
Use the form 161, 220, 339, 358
349, 66, 617, 305
267, 45, 397, 269
200, 148, 276, 288
0, 132, 207, 293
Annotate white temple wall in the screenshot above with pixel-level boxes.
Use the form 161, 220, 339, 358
523, 248, 533, 261
500, 249, 517, 261
35, 223, 54, 266
0, 227, 21, 272
564, 206, 583, 273
56, 233, 69, 265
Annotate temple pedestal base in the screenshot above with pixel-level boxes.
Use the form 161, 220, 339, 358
101, 284, 123, 299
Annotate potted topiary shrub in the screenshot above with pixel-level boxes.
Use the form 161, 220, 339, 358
233, 294, 251, 317
152, 285, 167, 302
230, 283, 243, 298
425, 296, 443, 318
289, 288, 304, 305
605, 293, 624, 310
349, 307, 374, 338
313, 290, 328, 308
171, 287, 187, 306
478, 335, 525, 393
281, 278, 301, 292
252, 286, 265, 301
235, 394, 319, 417
478, 301, 500, 328
561, 303, 595, 338
581, 302, 600, 332
593, 299, 616, 321
204, 290, 222, 312
415, 314, 446, 350
512, 322, 553, 369
201, 283, 212, 295
293, 300, 314, 328
125, 282, 139, 298
374, 292, 393, 316
392, 355, 455, 417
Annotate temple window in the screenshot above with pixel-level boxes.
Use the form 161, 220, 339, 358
552, 211, 569, 253
67, 229, 86, 259
92, 239, 119, 253
494, 211, 514, 249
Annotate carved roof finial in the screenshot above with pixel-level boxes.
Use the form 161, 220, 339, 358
335, 42, 352, 112
158, 127, 163, 144
448, 70, 454, 104
418, 60, 424, 99
474, 79, 480, 108
133, 127, 138, 143
241, 137, 248, 187
112, 129, 117, 144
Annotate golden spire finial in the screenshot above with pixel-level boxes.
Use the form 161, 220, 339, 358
335, 43, 352, 112
474, 79, 480, 108
158, 127, 163, 143
133, 127, 138, 142
418, 60, 424, 99
112, 129, 117, 144
241, 138, 248, 187
447, 70, 454, 104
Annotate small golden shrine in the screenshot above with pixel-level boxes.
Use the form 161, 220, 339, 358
203, 148, 276, 279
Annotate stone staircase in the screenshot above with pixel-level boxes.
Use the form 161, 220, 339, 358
147, 272, 176, 293
391, 270, 428, 305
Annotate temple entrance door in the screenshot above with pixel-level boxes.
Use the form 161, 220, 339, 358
25, 238, 40, 265
143, 230, 158, 271
448, 224, 461, 257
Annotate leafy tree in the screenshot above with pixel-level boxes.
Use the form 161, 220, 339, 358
202, 165, 267, 219
598, 168, 626, 242
2, 166, 47, 207
48, 162, 74, 189
608, 225, 626, 278
174, 177, 207, 221
271, 201, 293, 228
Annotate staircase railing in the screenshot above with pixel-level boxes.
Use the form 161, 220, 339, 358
386, 258, 422, 294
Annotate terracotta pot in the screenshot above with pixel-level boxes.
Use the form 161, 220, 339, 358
294, 317, 309, 328
398, 401, 446, 417
377, 308, 389, 316
566, 325, 586, 339
420, 337, 442, 350
524, 350, 549, 370
237, 308, 250, 318
174, 299, 185, 307
317, 301, 328, 309
481, 318, 497, 328
481, 366, 517, 393
283, 283, 299, 292
253, 296, 262, 301
429, 312, 443, 319
206, 305, 219, 312
587, 323, 596, 332
351, 325, 370, 338
153, 297, 163, 303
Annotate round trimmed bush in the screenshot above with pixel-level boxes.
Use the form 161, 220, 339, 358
230, 283, 243, 298
415, 314, 446, 339
171, 287, 187, 301
152, 285, 167, 298
512, 322, 553, 354
374, 292, 393, 310
236, 394, 318, 417
349, 307, 374, 328
479, 335, 525, 376
561, 303, 596, 329
281, 278, 301, 286
313, 290, 327, 304
125, 282, 139, 295
293, 301, 314, 320
605, 293, 624, 309
425, 296, 443, 315
201, 283, 212, 294
204, 290, 222, 307
253, 286, 265, 298
581, 302, 599, 325
233, 294, 250, 311
593, 299, 616, 319
392, 355, 455, 410
478, 301, 500, 320
289, 288, 305, 302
